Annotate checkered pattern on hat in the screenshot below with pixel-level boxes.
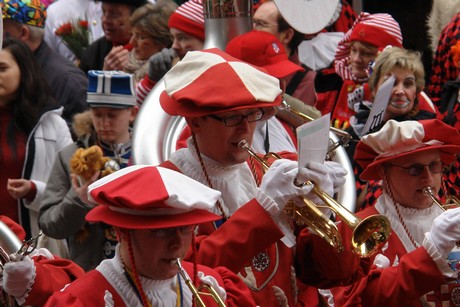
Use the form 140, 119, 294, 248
2, 0, 47, 28
86, 165, 221, 229
334, 12, 402, 81
160, 48, 282, 117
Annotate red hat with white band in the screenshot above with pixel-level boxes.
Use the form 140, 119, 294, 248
334, 12, 403, 81
355, 119, 460, 180
160, 48, 282, 117
86, 165, 221, 229
168, 0, 204, 41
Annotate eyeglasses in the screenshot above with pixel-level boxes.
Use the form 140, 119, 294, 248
150, 225, 195, 238
253, 19, 278, 30
208, 110, 264, 127
390, 161, 444, 177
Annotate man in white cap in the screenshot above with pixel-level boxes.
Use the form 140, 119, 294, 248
46, 165, 256, 306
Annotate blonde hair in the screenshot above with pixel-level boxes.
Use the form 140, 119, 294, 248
369, 47, 425, 95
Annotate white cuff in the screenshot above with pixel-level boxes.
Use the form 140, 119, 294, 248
254, 190, 296, 248
422, 234, 456, 278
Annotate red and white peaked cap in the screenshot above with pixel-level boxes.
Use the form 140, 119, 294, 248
86, 165, 222, 229
355, 119, 460, 180
160, 48, 283, 117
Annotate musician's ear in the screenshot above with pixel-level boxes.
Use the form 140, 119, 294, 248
186, 116, 202, 132
279, 28, 294, 48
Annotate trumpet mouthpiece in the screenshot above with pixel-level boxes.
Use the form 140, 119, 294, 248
170, 258, 180, 267
423, 186, 434, 196
237, 139, 249, 150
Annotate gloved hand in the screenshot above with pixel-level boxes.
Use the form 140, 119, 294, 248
426, 207, 460, 258
3, 255, 36, 299
198, 271, 227, 302
259, 159, 313, 210
148, 48, 177, 82
298, 161, 347, 196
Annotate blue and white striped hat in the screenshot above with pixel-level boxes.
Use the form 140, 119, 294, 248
87, 70, 137, 109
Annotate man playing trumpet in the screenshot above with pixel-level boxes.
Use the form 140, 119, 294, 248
46, 165, 255, 306
159, 48, 362, 306
330, 119, 460, 306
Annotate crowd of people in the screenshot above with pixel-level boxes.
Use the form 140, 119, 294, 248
1, 0, 460, 306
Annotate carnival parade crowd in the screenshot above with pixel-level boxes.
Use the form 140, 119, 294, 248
1, 0, 460, 306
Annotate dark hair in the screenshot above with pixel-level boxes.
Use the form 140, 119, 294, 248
1, 37, 58, 155
277, 14, 304, 54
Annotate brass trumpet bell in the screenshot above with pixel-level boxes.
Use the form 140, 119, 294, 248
239, 139, 391, 257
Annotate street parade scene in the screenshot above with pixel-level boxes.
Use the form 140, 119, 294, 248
1, 0, 460, 306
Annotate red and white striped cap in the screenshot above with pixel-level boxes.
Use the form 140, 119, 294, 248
334, 12, 403, 81
168, 0, 204, 41
86, 165, 222, 229
160, 48, 282, 117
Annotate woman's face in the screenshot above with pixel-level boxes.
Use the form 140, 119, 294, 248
349, 41, 378, 79
129, 27, 164, 61
378, 67, 417, 121
0, 49, 20, 106
384, 149, 442, 209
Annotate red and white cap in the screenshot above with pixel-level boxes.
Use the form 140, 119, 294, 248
334, 12, 403, 81
355, 119, 460, 180
160, 48, 282, 117
225, 30, 304, 79
86, 165, 222, 229
168, 0, 204, 41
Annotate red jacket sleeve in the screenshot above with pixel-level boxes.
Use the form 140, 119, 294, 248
191, 200, 284, 274
26, 255, 85, 306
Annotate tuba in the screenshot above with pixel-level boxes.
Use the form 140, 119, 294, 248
132, 0, 253, 165
174, 258, 226, 307
0, 221, 21, 307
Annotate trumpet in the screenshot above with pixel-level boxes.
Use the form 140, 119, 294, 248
423, 186, 460, 211
174, 258, 226, 307
423, 186, 460, 247
239, 139, 391, 257
276, 99, 352, 159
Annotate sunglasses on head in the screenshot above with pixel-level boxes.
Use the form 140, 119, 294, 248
389, 161, 444, 177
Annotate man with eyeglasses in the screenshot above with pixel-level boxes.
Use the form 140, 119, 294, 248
329, 119, 460, 306
253, 0, 317, 107
159, 48, 361, 306
46, 165, 256, 306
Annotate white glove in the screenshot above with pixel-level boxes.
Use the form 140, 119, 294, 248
426, 207, 460, 258
298, 161, 347, 196
259, 159, 313, 210
3, 255, 36, 299
197, 271, 227, 302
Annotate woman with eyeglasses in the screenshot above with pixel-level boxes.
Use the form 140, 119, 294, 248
329, 119, 460, 306
345, 47, 437, 211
